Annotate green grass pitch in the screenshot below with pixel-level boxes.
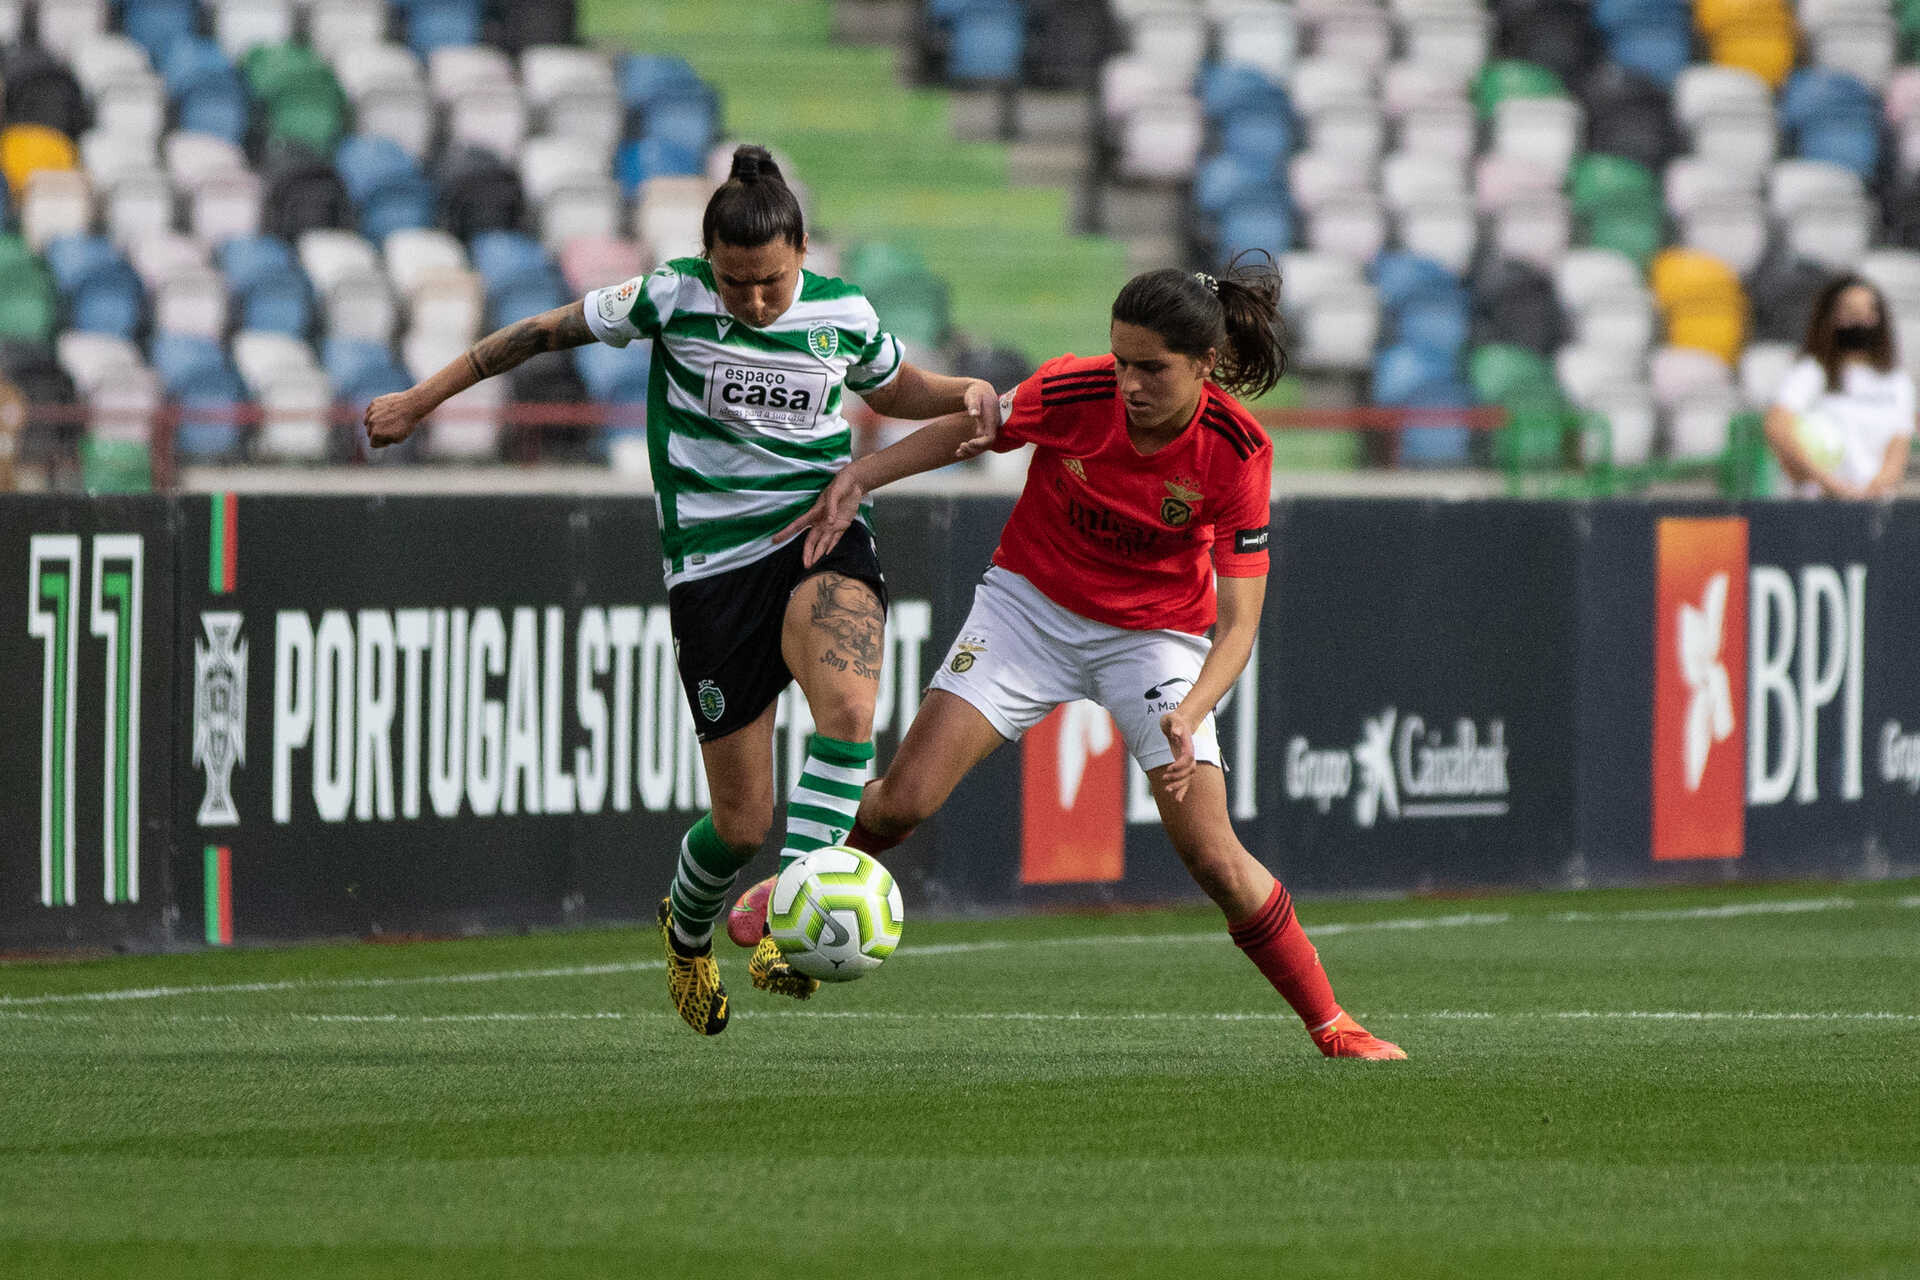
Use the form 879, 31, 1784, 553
4, 877, 1918, 1279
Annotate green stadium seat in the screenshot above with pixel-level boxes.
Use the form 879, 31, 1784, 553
1472, 59, 1567, 118
79, 439, 153, 493
243, 44, 347, 153
0, 237, 57, 343
1570, 154, 1659, 214
843, 240, 931, 294
1469, 343, 1563, 407
1584, 201, 1666, 266
866, 271, 951, 351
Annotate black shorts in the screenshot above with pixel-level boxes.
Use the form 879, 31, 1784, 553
668, 522, 888, 742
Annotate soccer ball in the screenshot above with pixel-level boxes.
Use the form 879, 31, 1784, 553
767, 846, 904, 982
1794, 410, 1845, 473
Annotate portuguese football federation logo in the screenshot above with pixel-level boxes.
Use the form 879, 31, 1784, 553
807, 324, 838, 360
696, 679, 726, 722
1161, 478, 1202, 528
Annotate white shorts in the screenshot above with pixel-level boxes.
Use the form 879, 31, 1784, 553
927, 567, 1221, 773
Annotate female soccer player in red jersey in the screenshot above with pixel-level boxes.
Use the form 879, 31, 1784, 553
735, 256, 1405, 1060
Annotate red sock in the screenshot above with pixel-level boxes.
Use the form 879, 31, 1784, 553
845, 819, 908, 855
1228, 882, 1341, 1030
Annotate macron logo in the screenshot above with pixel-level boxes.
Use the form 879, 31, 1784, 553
1678, 572, 1735, 792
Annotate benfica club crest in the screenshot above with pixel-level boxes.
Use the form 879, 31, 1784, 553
193, 612, 247, 826
1161, 477, 1202, 527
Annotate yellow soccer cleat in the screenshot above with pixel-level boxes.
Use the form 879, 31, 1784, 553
749, 933, 820, 1000
658, 898, 729, 1035
1310, 1011, 1407, 1060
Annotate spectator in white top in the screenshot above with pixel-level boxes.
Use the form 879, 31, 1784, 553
1765, 275, 1916, 499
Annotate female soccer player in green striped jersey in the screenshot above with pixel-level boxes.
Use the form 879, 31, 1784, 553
366, 145, 1001, 1034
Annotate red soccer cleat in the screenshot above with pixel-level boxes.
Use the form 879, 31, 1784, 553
1310, 1012, 1408, 1060
726, 874, 777, 948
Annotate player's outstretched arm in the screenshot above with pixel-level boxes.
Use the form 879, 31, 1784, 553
860, 365, 1002, 457
776, 410, 985, 567
365, 300, 596, 448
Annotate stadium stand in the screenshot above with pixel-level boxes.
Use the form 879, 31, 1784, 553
0, 0, 1913, 491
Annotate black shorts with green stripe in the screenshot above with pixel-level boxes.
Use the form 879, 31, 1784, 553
667, 521, 888, 743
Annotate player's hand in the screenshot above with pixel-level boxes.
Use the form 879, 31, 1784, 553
953, 379, 1002, 461
1158, 710, 1197, 803
776, 465, 868, 567
365, 391, 427, 448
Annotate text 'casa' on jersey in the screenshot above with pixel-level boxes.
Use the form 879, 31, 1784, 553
989, 352, 1272, 635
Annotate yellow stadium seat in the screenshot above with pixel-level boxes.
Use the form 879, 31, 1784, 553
1, 124, 78, 197
1668, 304, 1748, 364
1651, 248, 1744, 312
1694, 0, 1792, 38
1711, 28, 1799, 89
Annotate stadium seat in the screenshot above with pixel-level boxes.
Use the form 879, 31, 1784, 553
1607, 14, 1692, 86
56, 329, 144, 393
213, 0, 297, 60
1371, 251, 1462, 308
1786, 193, 1876, 269
254, 366, 335, 460
521, 135, 607, 204
1393, 286, 1473, 357
405, 267, 484, 342
496, 0, 579, 52
1290, 150, 1369, 212
152, 266, 231, 340
122, 0, 202, 62
382, 227, 468, 295
615, 137, 703, 195
232, 329, 321, 394
540, 181, 622, 252
559, 236, 647, 295
322, 270, 398, 344
150, 332, 249, 458
1663, 153, 1757, 216
1553, 247, 1644, 312
642, 86, 722, 159
1738, 339, 1798, 407
80, 130, 157, 189
437, 147, 529, 241
1472, 59, 1566, 116
127, 231, 210, 288
1396, 197, 1478, 274
190, 172, 265, 244
45, 235, 145, 337
408, 0, 485, 57
94, 70, 168, 143
1382, 149, 1467, 210
1493, 196, 1573, 271
0, 236, 55, 343
72, 35, 150, 101
448, 88, 530, 164
323, 336, 412, 401
1555, 341, 1645, 406
945, 0, 1026, 83
1215, 190, 1296, 258
309, 1, 391, 61
428, 46, 516, 102
1403, 11, 1490, 81
2, 125, 79, 198
1678, 197, 1768, 276
36, 0, 107, 61
1508, 1, 1602, 86
1372, 340, 1461, 404
1581, 64, 1681, 171
102, 169, 174, 246
0, 50, 85, 140
573, 326, 650, 402
19, 172, 94, 254
262, 145, 354, 240
354, 82, 435, 161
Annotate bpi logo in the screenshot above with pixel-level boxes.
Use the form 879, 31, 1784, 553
1651, 517, 1869, 860
1653, 519, 1748, 859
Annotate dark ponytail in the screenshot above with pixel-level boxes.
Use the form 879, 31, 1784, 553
701, 144, 806, 253
1110, 250, 1287, 399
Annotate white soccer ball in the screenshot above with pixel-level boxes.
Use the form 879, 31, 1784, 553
767, 846, 904, 982
1794, 410, 1844, 473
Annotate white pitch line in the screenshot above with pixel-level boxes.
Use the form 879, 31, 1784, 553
0, 894, 1887, 1009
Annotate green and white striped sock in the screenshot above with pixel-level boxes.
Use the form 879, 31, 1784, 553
781, 734, 875, 869
667, 814, 756, 951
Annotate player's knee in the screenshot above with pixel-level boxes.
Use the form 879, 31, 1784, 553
709, 799, 773, 851
863, 775, 935, 833
806, 689, 875, 743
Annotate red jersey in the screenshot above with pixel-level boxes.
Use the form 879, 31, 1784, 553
989, 353, 1272, 634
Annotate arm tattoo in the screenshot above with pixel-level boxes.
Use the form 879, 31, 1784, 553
809, 574, 884, 672
466, 303, 596, 379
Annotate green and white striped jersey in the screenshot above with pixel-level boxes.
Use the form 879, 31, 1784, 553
583, 256, 904, 586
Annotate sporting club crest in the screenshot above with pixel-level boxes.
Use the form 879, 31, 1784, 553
192, 612, 247, 826
807, 324, 838, 360
697, 679, 727, 722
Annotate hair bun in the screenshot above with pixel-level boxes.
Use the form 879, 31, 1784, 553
729, 144, 782, 184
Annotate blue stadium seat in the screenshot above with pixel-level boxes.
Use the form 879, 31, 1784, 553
1371, 342, 1459, 404
615, 137, 703, 194
470, 231, 557, 293
1605, 19, 1691, 87
151, 334, 248, 458
1215, 191, 1294, 257
1592, 0, 1688, 35
1193, 150, 1276, 217
1780, 68, 1879, 129
1370, 253, 1460, 311
1393, 291, 1472, 358
575, 339, 650, 401
644, 87, 720, 157
1200, 64, 1289, 121
360, 179, 437, 240
46, 236, 145, 339
218, 235, 316, 337
164, 39, 253, 146
1797, 120, 1881, 180
323, 337, 412, 402
486, 277, 567, 330
617, 54, 703, 111
947, 0, 1026, 83
1219, 106, 1296, 168
335, 136, 420, 208
407, 0, 484, 56
123, 0, 202, 62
